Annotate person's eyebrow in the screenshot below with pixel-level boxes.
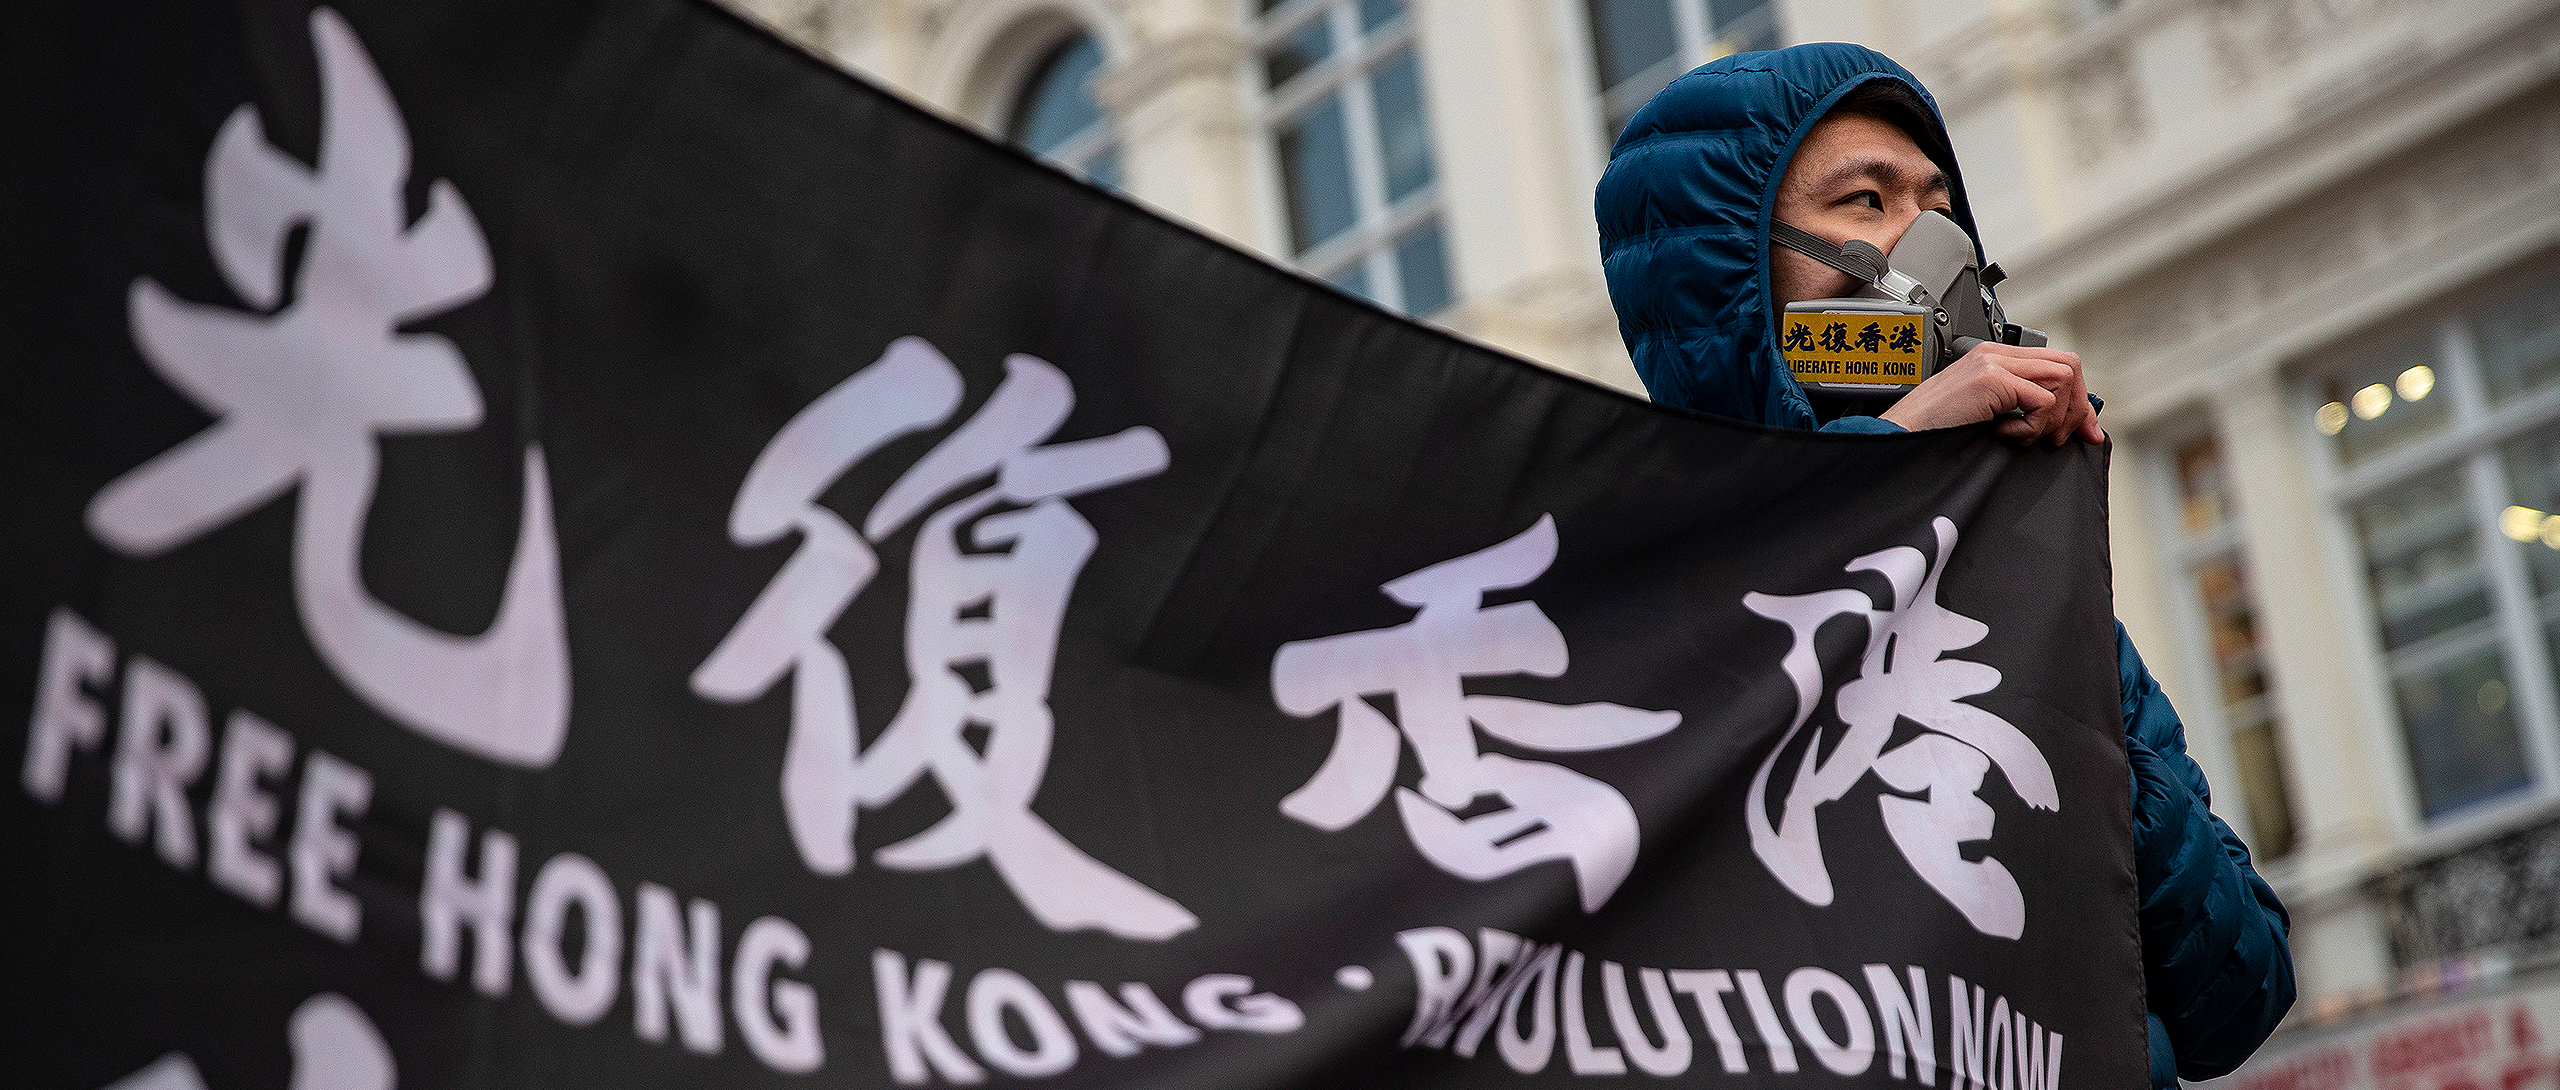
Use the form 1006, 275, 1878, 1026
1809, 157, 1949, 197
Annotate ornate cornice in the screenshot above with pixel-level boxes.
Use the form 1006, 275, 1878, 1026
2087, 90, 2560, 426
2001, 0, 2560, 320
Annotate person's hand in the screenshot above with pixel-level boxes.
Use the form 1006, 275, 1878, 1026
1879, 342, 2106, 445
2038, 344, 2106, 446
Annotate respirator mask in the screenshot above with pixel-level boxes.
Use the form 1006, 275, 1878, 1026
1771, 210, 2046, 402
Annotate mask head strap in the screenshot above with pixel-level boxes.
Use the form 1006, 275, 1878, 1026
1768, 220, 1932, 306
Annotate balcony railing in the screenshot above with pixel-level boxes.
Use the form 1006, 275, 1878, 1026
2371, 812, 2560, 968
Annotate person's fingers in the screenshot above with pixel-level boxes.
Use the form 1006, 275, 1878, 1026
1886, 345, 2097, 434
2028, 403, 2073, 446
2055, 358, 2093, 447
2051, 400, 2091, 446
1991, 354, 2074, 390
1904, 343, 2106, 443
2032, 383, 2081, 447
1976, 344, 2079, 369
2010, 346, 2082, 370
1997, 397, 2051, 444
1977, 344, 2087, 445
2000, 370, 2057, 415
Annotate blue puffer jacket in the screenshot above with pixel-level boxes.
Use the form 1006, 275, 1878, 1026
1596, 43, 2295, 1086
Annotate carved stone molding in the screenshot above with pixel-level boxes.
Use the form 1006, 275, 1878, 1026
2004, 0, 2560, 324
2077, 89, 2560, 402
1894, 6, 2085, 119
1896, 15, 2016, 118
2058, 43, 2147, 166
2202, 0, 2391, 92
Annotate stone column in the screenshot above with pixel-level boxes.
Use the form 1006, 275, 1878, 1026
2214, 367, 2402, 1003
1408, 0, 1639, 391
1092, 6, 1262, 251
2102, 429, 2246, 797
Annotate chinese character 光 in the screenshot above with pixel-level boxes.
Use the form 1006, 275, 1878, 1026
1271, 515, 1680, 912
84, 8, 568, 768
1741, 517, 2058, 939
1783, 322, 1817, 352
692, 337, 1194, 941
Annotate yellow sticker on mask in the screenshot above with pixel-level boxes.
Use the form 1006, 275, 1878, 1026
1781, 311, 1927, 386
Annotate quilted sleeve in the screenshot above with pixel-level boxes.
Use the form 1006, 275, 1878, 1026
2117, 622, 2297, 1081
1815, 415, 1905, 434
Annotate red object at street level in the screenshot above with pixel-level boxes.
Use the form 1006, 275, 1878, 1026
2231, 979, 2558, 1090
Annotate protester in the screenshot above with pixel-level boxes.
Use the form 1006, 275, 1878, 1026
1595, 43, 2296, 1087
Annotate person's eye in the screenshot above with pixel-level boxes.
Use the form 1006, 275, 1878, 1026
1840, 191, 1883, 211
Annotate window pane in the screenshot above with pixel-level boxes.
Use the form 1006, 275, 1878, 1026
2395, 644, 2531, 819
1359, 0, 1404, 32
1278, 95, 1357, 254
1265, 16, 1334, 90
2317, 333, 2451, 467
1084, 147, 1123, 193
1009, 35, 1107, 156
2501, 427, 2560, 599
1326, 260, 1373, 303
1707, 0, 1780, 52
2195, 555, 2270, 707
1587, 0, 1679, 90
2174, 437, 2229, 537
1395, 220, 1453, 317
2231, 719, 2297, 859
1604, 98, 1647, 148
2549, 615, 2560, 706
2354, 467, 2492, 651
2473, 267, 2560, 406
1372, 49, 1435, 203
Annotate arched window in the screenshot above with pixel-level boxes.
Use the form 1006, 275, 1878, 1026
1006, 32, 1121, 189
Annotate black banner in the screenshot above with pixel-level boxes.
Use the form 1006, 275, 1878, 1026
2, 2, 2144, 1087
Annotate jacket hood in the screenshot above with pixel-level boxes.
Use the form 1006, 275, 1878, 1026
1595, 43, 1979, 426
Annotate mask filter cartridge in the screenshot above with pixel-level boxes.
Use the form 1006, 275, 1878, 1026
1773, 211, 2046, 401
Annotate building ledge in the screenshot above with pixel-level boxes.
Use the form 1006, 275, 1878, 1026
2000, 0, 2560, 321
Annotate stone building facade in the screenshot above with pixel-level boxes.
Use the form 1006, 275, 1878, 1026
731, 0, 2560, 1064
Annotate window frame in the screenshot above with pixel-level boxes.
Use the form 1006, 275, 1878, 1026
1249, 0, 1450, 317
2140, 423, 2300, 863
2300, 268, 2560, 838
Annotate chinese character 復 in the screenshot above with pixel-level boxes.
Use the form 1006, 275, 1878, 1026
692, 337, 1195, 941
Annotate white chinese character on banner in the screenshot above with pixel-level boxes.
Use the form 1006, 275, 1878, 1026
104, 993, 392, 1090
84, 8, 569, 768
692, 336, 1194, 941
1271, 515, 1680, 912
1742, 516, 2059, 939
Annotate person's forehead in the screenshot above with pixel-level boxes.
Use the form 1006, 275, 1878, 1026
1787, 114, 1944, 189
